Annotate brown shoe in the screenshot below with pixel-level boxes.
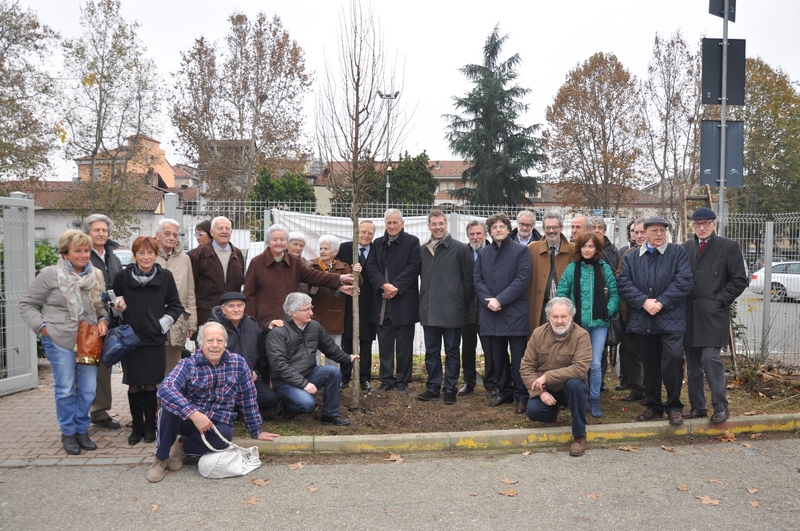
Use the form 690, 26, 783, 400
668, 411, 684, 426
146, 457, 168, 483
167, 439, 184, 471
682, 408, 708, 420
709, 410, 730, 424
486, 396, 513, 407
569, 436, 587, 457
636, 409, 663, 422
621, 391, 645, 402
514, 401, 527, 414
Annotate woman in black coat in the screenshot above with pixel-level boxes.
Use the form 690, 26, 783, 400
113, 237, 183, 445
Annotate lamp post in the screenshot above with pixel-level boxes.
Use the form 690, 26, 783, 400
378, 90, 399, 210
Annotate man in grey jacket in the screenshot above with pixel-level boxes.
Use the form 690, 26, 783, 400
417, 210, 474, 405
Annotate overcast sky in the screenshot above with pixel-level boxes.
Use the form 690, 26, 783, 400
27, 0, 800, 179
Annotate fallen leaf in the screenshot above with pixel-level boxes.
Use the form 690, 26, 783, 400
469, 492, 478, 497
308, 485, 319, 493
749, 500, 760, 507
522, 451, 532, 456
618, 445, 641, 452
449, 511, 454, 515
151, 504, 158, 512
501, 478, 518, 485
499, 489, 518, 497
661, 445, 676, 453
384, 509, 389, 514
741, 442, 753, 449
758, 392, 766, 398
385, 453, 404, 463
717, 431, 736, 443
677, 485, 689, 492
287, 462, 306, 471
132, 496, 139, 502
243, 496, 259, 507
743, 411, 757, 416
708, 478, 724, 485
747, 487, 759, 494
750, 433, 763, 440
696, 495, 721, 506
250, 479, 270, 487
587, 493, 598, 500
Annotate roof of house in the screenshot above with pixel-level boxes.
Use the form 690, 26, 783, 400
2, 180, 165, 211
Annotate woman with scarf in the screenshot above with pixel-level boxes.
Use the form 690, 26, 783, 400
557, 231, 620, 419
21, 230, 109, 455
112, 236, 183, 445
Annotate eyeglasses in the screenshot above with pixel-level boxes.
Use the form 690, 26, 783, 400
544, 225, 560, 232
692, 221, 715, 228
517, 222, 533, 229
490, 225, 508, 231
297, 306, 314, 313
195, 232, 207, 238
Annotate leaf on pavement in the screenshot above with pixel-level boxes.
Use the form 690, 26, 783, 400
708, 478, 724, 485
501, 477, 518, 485
677, 485, 689, 492
717, 430, 736, 443
243, 496, 259, 507
522, 451, 532, 456
469, 492, 478, 497
617, 445, 640, 452
586, 493, 598, 500
661, 445, 676, 452
308, 485, 319, 493
741, 442, 753, 449
499, 489, 518, 497
749, 500, 760, 507
696, 495, 721, 505
385, 453, 404, 463
747, 487, 759, 494
151, 504, 158, 512
287, 462, 306, 471
251, 479, 270, 486
758, 392, 766, 398
750, 433, 763, 440
743, 411, 757, 416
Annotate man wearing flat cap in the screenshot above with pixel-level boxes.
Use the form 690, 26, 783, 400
681, 208, 747, 424
617, 216, 693, 426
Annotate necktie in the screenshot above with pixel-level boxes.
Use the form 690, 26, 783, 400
546, 247, 557, 298
700, 241, 706, 253
359, 247, 366, 262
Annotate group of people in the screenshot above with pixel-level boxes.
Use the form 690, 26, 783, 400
20, 205, 747, 476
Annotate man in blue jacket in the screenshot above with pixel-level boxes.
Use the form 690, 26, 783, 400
617, 216, 693, 426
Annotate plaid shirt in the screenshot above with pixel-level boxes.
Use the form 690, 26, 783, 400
158, 350, 263, 438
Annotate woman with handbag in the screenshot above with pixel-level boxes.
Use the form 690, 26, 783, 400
112, 236, 183, 445
20, 230, 109, 455
556, 232, 620, 419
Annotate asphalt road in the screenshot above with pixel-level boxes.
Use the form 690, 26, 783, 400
1, 436, 798, 530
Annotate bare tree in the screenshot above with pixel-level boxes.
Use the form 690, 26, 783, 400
315, 0, 407, 408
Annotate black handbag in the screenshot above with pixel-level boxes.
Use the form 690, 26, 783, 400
100, 324, 141, 367
605, 312, 624, 347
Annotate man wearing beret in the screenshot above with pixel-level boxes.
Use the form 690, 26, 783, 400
682, 208, 748, 424
617, 216, 693, 425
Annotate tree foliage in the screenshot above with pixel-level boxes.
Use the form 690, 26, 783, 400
444, 25, 543, 205
0, 0, 58, 180
171, 12, 311, 201
366, 151, 437, 205
250, 167, 316, 205
545, 52, 644, 211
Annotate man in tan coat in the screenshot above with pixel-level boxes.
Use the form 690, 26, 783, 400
155, 219, 197, 375
527, 213, 573, 329
520, 297, 591, 457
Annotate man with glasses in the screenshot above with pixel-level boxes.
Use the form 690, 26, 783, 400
618, 217, 692, 426
510, 210, 541, 245
528, 213, 574, 331
682, 208, 747, 424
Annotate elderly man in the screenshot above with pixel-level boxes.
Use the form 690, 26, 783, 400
191, 216, 245, 326
618, 216, 693, 426
510, 210, 542, 245
209, 292, 279, 416
617, 218, 647, 401
682, 208, 748, 424
267, 293, 359, 425
155, 218, 197, 375
366, 209, 421, 394
83, 213, 123, 430
148, 322, 280, 483
460, 220, 495, 397
417, 210, 473, 405
244, 224, 354, 328
528, 212, 574, 329
337, 220, 378, 391
520, 297, 592, 457
570, 215, 589, 242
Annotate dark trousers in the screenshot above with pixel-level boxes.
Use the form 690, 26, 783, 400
375, 319, 414, 386
686, 346, 729, 413
461, 322, 494, 388
254, 378, 279, 412
422, 326, 461, 395
622, 333, 645, 392
526, 378, 588, 437
341, 337, 373, 385
489, 335, 528, 403
635, 333, 684, 413
154, 408, 233, 461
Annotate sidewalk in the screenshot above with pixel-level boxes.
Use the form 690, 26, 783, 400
1, 362, 797, 467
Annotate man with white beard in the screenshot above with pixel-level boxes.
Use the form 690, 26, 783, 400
519, 297, 592, 457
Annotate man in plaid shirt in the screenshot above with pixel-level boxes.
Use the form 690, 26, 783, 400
147, 321, 279, 482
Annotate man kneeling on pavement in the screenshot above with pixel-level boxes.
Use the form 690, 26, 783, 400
267, 292, 359, 426
147, 322, 280, 482
520, 297, 591, 457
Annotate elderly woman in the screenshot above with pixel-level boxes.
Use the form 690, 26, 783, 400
113, 236, 184, 445
288, 231, 313, 294
21, 230, 109, 455
557, 231, 620, 418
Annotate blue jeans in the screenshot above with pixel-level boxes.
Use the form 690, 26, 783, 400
41, 336, 98, 435
526, 378, 588, 437
586, 327, 608, 400
422, 326, 461, 395
276, 365, 342, 418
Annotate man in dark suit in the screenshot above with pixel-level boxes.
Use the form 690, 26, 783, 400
337, 220, 377, 391
366, 209, 421, 394
682, 208, 747, 424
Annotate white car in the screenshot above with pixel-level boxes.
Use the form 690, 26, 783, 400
749, 261, 800, 302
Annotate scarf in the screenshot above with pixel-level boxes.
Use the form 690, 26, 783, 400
573, 259, 608, 326
56, 257, 104, 321
130, 263, 158, 286
426, 233, 447, 256
317, 258, 336, 272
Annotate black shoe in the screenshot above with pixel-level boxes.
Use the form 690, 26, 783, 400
395, 383, 409, 394
340, 381, 350, 390
417, 390, 439, 401
321, 415, 351, 426
128, 426, 143, 445
485, 385, 498, 398
615, 382, 629, 391
486, 396, 513, 407
62, 434, 81, 455
600, 384, 609, 392
443, 392, 457, 405
457, 384, 474, 396
281, 408, 298, 422
709, 410, 730, 424
621, 391, 646, 402
360, 380, 371, 391
91, 417, 121, 430
75, 433, 97, 451
376, 382, 395, 393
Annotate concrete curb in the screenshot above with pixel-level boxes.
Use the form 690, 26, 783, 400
242, 413, 799, 456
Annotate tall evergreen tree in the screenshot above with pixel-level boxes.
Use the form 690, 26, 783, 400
367, 151, 437, 205
444, 25, 544, 205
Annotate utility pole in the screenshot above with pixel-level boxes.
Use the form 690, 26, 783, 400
378, 90, 399, 209
717, 0, 730, 237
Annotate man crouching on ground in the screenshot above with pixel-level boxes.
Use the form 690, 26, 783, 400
268, 292, 359, 426
520, 297, 592, 457
147, 322, 280, 482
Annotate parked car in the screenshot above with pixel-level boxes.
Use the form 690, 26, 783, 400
113, 248, 133, 266
749, 261, 800, 302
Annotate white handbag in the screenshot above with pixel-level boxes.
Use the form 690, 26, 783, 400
197, 425, 262, 479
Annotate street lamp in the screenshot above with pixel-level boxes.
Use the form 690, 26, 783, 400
378, 90, 399, 210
